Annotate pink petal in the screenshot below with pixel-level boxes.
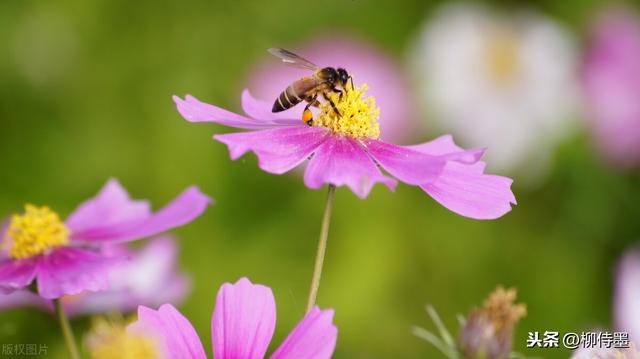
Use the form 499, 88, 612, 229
0, 289, 52, 312
362, 139, 447, 185
406, 135, 485, 163
65, 178, 152, 234
615, 248, 640, 343
174, 94, 299, 130
406, 135, 463, 155
420, 162, 516, 220
69, 183, 212, 243
107, 236, 189, 304
214, 127, 330, 174
35, 247, 125, 299
67, 236, 190, 316
212, 277, 276, 359
303, 136, 397, 199
405, 135, 515, 219
0, 258, 38, 294
270, 307, 337, 359
129, 304, 207, 359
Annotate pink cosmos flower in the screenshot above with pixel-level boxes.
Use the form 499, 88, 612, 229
0, 179, 211, 299
583, 8, 640, 167
125, 277, 337, 359
174, 77, 516, 220
246, 34, 418, 143
0, 236, 190, 315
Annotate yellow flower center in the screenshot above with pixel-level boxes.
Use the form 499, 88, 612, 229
483, 30, 520, 86
86, 317, 159, 359
314, 83, 380, 139
6, 204, 70, 260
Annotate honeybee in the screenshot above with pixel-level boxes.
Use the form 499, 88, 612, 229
268, 48, 351, 125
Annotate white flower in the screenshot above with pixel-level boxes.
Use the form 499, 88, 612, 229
409, 2, 580, 184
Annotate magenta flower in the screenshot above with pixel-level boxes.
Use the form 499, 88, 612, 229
0, 236, 190, 315
174, 81, 515, 219
246, 35, 418, 143
126, 277, 337, 359
583, 8, 640, 167
0, 179, 211, 299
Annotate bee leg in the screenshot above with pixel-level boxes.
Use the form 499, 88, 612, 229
332, 87, 344, 100
348, 76, 354, 90
322, 92, 341, 118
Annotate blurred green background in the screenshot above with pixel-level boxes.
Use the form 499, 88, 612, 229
1, 0, 639, 358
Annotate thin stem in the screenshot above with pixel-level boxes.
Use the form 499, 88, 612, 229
306, 184, 336, 312
55, 298, 80, 359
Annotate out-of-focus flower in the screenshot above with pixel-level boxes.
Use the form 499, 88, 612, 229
458, 287, 526, 359
175, 73, 515, 219
414, 286, 526, 359
409, 2, 579, 183
569, 246, 640, 358
583, 8, 640, 168
124, 277, 337, 359
246, 35, 417, 143
0, 179, 211, 299
571, 343, 640, 359
0, 236, 191, 316
85, 316, 158, 359
615, 248, 640, 344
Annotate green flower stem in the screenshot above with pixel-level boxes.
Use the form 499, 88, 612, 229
306, 184, 336, 313
55, 298, 80, 359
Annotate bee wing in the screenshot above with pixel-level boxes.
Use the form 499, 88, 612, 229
268, 48, 319, 70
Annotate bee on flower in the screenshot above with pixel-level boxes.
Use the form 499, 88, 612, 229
175, 44, 517, 320
246, 35, 419, 143
175, 48, 516, 220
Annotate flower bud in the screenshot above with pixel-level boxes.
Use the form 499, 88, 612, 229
459, 287, 527, 359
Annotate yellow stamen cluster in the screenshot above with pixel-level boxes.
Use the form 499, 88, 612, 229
484, 30, 520, 86
314, 83, 380, 139
7, 204, 70, 260
85, 317, 159, 359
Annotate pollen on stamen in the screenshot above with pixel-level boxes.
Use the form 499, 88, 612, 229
85, 316, 159, 359
7, 204, 70, 260
314, 83, 381, 139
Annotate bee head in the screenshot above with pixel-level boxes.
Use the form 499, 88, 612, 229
337, 68, 350, 87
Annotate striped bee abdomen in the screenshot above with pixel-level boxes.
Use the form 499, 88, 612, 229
272, 85, 303, 112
